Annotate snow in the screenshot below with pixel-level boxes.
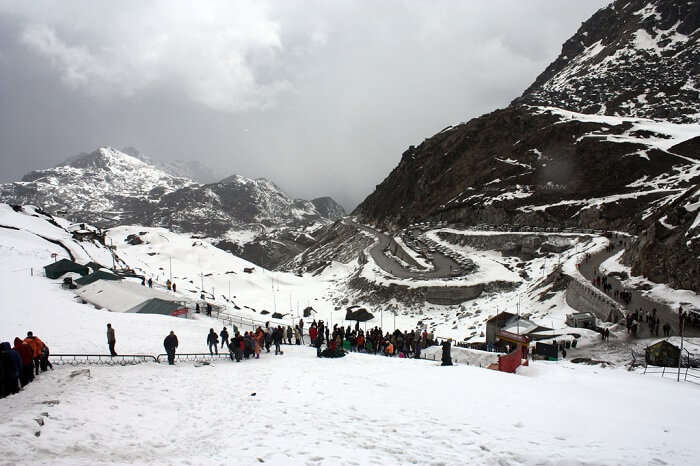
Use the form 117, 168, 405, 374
3, 334, 700, 464
5, 205, 700, 463
537, 106, 700, 152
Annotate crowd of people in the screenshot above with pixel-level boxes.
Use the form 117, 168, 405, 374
156, 318, 447, 365
1, 331, 52, 399
311, 321, 441, 358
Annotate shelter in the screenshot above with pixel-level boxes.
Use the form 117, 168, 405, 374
645, 340, 680, 367
345, 308, 374, 322
566, 312, 596, 329
44, 259, 89, 279
131, 298, 188, 317
75, 270, 121, 287
486, 312, 516, 346
75, 279, 187, 314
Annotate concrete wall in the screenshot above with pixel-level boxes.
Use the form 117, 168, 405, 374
421, 284, 484, 305
565, 278, 623, 323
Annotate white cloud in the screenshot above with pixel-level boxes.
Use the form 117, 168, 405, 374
14, 0, 291, 112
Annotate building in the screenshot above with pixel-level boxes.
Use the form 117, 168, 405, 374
645, 340, 681, 367
565, 312, 596, 329
75, 279, 189, 316
486, 312, 552, 346
44, 259, 89, 279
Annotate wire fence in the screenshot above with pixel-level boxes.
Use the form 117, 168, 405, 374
51, 354, 157, 366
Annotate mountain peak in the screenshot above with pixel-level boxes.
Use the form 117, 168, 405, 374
513, 0, 700, 123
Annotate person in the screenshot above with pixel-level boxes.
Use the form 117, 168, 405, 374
264, 322, 273, 353
441, 339, 453, 366
299, 318, 304, 344
286, 325, 293, 345
220, 327, 229, 349
40, 343, 53, 372
147, 278, 153, 288
172, 282, 177, 293
24, 332, 44, 376
164, 331, 178, 365
13, 337, 34, 387
207, 329, 219, 355
0, 342, 22, 397
273, 326, 283, 355
229, 332, 243, 362
206, 302, 212, 317
254, 328, 263, 359
414, 336, 422, 359
309, 325, 317, 346
107, 323, 117, 356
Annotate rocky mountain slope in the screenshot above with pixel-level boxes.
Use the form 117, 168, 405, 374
513, 0, 699, 122
0, 146, 345, 267
353, 0, 699, 292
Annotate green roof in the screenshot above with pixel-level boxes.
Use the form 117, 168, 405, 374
75, 271, 122, 286
44, 259, 89, 279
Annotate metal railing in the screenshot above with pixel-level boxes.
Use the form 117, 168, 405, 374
156, 352, 233, 363
51, 354, 157, 366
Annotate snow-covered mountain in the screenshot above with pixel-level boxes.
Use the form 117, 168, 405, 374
513, 0, 699, 123
5, 147, 193, 226
120, 146, 218, 183
0, 146, 344, 232
0, 146, 346, 267
353, 0, 700, 292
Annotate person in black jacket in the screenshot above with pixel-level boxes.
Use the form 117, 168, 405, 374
228, 332, 243, 362
0, 341, 22, 397
273, 326, 283, 355
163, 331, 178, 365
441, 339, 453, 366
207, 329, 219, 355
220, 327, 229, 349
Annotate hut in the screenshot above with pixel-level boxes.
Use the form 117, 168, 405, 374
44, 259, 89, 279
645, 340, 681, 367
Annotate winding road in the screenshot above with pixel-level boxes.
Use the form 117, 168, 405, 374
346, 219, 464, 280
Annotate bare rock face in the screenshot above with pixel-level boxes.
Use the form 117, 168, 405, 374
623, 186, 700, 292
311, 197, 346, 221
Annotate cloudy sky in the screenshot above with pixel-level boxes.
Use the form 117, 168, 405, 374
0, 0, 608, 210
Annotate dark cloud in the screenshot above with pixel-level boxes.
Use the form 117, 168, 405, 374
0, 0, 608, 210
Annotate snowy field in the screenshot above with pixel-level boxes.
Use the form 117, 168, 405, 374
3, 204, 700, 464
2, 345, 700, 465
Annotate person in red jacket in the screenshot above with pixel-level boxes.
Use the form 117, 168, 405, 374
24, 332, 44, 376
309, 325, 318, 346
13, 337, 34, 386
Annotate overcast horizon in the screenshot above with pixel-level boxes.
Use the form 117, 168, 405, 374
0, 1, 608, 211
